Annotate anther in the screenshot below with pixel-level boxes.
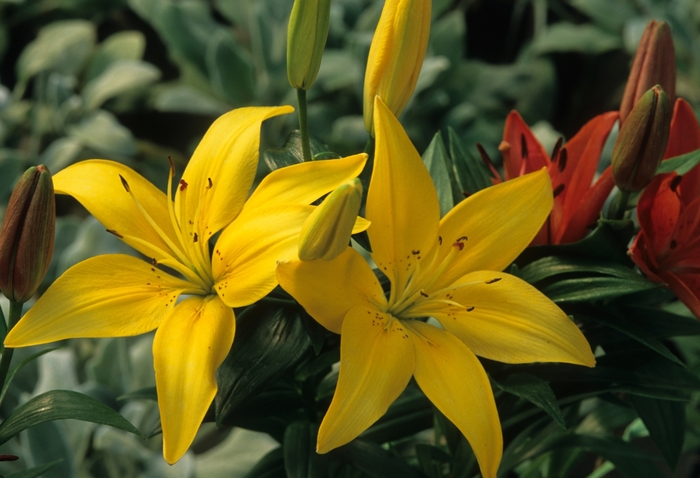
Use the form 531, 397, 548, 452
207, 178, 213, 189
412, 250, 420, 255
670, 175, 682, 193
193, 233, 198, 243
453, 242, 464, 251
457, 236, 468, 242
106, 229, 123, 238
438, 236, 443, 245
119, 175, 130, 193
151, 258, 157, 266
485, 278, 501, 284
168, 156, 175, 176
420, 291, 429, 297
466, 306, 475, 312
520, 134, 529, 159
179, 179, 188, 191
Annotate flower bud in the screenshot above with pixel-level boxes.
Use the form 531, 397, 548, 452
0, 165, 56, 302
363, 0, 431, 135
287, 0, 331, 90
619, 20, 675, 124
612, 86, 671, 192
298, 179, 363, 261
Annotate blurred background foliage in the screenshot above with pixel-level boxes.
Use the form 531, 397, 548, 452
0, 0, 700, 477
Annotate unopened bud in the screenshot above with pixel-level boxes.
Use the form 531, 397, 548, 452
612, 86, 671, 192
0, 165, 56, 302
363, 0, 431, 135
620, 20, 675, 124
287, 0, 331, 90
298, 179, 363, 261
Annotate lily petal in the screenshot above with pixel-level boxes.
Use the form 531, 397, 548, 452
177, 106, 293, 239
368, 97, 440, 293
500, 111, 550, 180
243, 154, 367, 213
665, 99, 700, 204
427, 272, 595, 366
434, 169, 552, 290
53, 161, 179, 262
317, 306, 415, 452
213, 205, 315, 308
5, 255, 194, 347
407, 321, 502, 478
277, 248, 386, 334
637, 174, 680, 254
661, 271, 700, 319
154, 295, 235, 464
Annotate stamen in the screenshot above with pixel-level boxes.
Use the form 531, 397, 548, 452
520, 134, 529, 159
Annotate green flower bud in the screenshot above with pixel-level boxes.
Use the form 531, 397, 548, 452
287, 0, 331, 90
620, 20, 675, 124
299, 179, 363, 261
612, 86, 671, 192
0, 165, 56, 302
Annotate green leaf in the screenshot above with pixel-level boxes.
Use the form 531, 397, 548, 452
543, 277, 658, 303
0, 347, 61, 406
85, 31, 147, 80
532, 24, 621, 54
494, 374, 566, 429
67, 110, 137, 157
263, 131, 331, 171
153, 85, 226, 115
0, 390, 142, 445
244, 447, 286, 478
621, 307, 700, 337
205, 29, 255, 106
656, 149, 700, 176
338, 440, 424, 478
448, 127, 492, 196
415, 444, 451, 478
6, 459, 63, 478
215, 303, 311, 425
82, 60, 160, 111
520, 256, 641, 284
360, 387, 433, 444
423, 132, 454, 217
629, 395, 685, 470
117, 386, 157, 402
284, 421, 327, 478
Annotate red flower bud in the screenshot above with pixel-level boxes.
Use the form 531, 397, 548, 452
0, 165, 56, 302
612, 86, 671, 192
620, 20, 675, 124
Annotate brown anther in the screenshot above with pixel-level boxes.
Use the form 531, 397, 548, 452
106, 229, 123, 238
193, 233, 198, 243
119, 175, 130, 192
520, 134, 529, 159
485, 277, 502, 284
457, 236, 468, 242
168, 156, 175, 176
151, 258, 157, 266
179, 179, 188, 191
438, 236, 443, 245
420, 291, 429, 297
207, 178, 213, 189
453, 242, 465, 251
411, 250, 420, 255
466, 306, 475, 312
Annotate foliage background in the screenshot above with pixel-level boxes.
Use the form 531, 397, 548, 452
0, 0, 700, 477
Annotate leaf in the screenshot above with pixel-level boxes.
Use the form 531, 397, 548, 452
543, 277, 658, 303
0, 390, 142, 445
6, 459, 63, 478
215, 303, 311, 425
360, 387, 433, 444
415, 444, 452, 478
656, 149, 700, 176
117, 387, 157, 402
620, 307, 700, 337
337, 440, 425, 478
284, 421, 327, 478
85, 31, 147, 80
448, 127, 492, 196
205, 29, 255, 106
422, 132, 454, 217
82, 60, 160, 111
519, 256, 642, 284
263, 131, 331, 171
67, 110, 137, 157
0, 347, 61, 406
153, 85, 226, 115
494, 374, 566, 429
629, 395, 685, 470
244, 447, 286, 478
532, 24, 621, 54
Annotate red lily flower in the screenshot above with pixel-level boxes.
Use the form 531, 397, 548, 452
497, 110, 619, 245
630, 98, 700, 317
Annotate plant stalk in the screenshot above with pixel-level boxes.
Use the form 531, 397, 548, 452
296, 88, 312, 161
0, 301, 22, 390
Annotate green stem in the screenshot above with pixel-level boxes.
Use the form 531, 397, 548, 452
296, 88, 312, 161
609, 189, 631, 220
0, 301, 22, 390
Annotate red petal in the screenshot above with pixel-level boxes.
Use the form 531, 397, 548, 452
661, 271, 700, 320
637, 174, 681, 255
500, 110, 550, 180
664, 98, 700, 159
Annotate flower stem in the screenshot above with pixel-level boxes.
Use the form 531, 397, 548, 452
296, 88, 312, 161
609, 189, 631, 220
0, 301, 23, 390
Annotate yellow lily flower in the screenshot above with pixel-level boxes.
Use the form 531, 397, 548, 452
4, 106, 367, 464
277, 98, 595, 478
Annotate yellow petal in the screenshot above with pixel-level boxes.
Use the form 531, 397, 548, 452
407, 321, 502, 478
242, 153, 367, 213
53, 160, 179, 262
5, 255, 195, 347
430, 272, 595, 366
277, 248, 386, 334
318, 306, 415, 452
177, 106, 293, 240
154, 295, 235, 464
367, 97, 440, 293
433, 169, 552, 290
212, 205, 314, 308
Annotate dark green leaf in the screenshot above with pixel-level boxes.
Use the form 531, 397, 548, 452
629, 395, 685, 470
284, 421, 327, 478
494, 374, 566, 429
532, 24, 621, 54
422, 132, 454, 217
117, 387, 157, 402
415, 444, 451, 478
543, 277, 658, 303
541, 434, 664, 478
6, 459, 63, 478
205, 30, 255, 106
656, 149, 700, 176
360, 387, 432, 444
0, 390, 141, 445
519, 256, 641, 284
244, 447, 286, 478
0, 347, 61, 406
215, 303, 311, 425
621, 307, 700, 337
337, 440, 425, 478
447, 127, 492, 196
264, 131, 331, 171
